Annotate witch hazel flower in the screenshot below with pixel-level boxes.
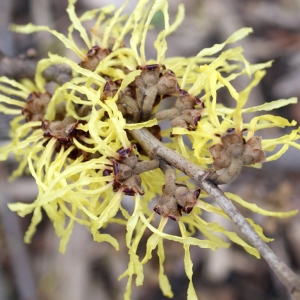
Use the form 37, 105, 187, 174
0, 0, 299, 299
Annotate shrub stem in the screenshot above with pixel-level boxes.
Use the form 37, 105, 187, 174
130, 128, 300, 300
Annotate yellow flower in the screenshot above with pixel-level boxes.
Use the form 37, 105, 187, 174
0, 0, 299, 299
0, 76, 49, 179
171, 46, 300, 167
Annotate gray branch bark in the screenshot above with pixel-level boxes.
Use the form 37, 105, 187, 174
0, 50, 72, 85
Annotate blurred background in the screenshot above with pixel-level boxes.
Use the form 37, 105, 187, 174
0, 0, 300, 299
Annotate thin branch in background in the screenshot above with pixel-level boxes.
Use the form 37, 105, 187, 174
0, 49, 72, 84
0, 0, 14, 55
0, 50, 37, 80
0, 165, 37, 300
201, 180, 300, 300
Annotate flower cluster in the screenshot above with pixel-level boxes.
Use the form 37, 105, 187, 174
0, 0, 299, 299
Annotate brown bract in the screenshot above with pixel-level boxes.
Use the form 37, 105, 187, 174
154, 182, 201, 221
104, 147, 159, 196
175, 185, 201, 214
101, 65, 180, 124
153, 163, 201, 221
243, 136, 266, 165
135, 64, 179, 121
42, 117, 88, 159
209, 129, 266, 183
154, 90, 204, 131
101, 80, 140, 123
79, 46, 111, 71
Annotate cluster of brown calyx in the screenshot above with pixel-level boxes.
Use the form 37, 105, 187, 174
153, 163, 200, 221
79, 46, 112, 71
135, 64, 179, 121
21, 45, 205, 215
154, 89, 204, 133
42, 117, 90, 160
209, 128, 266, 184
103, 147, 159, 196
22, 88, 92, 160
22, 92, 51, 122
100, 64, 180, 124
101, 80, 141, 123
79, 46, 205, 211
80, 45, 204, 131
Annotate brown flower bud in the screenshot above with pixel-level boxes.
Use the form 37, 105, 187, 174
170, 116, 187, 128
175, 186, 198, 214
157, 69, 179, 95
117, 147, 132, 157
109, 148, 156, 196
221, 130, 244, 157
154, 194, 181, 221
102, 80, 141, 122
175, 92, 197, 110
121, 174, 145, 195
209, 129, 267, 185
243, 137, 266, 165
42, 116, 77, 140
209, 144, 232, 170
117, 95, 141, 123
157, 90, 203, 130
79, 46, 111, 71
101, 80, 119, 100
181, 109, 202, 129
22, 92, 51, 122
42, 117, 88, 159
136, 64, 161, 86
121, 154, 138, 169
115, 163, 133, 181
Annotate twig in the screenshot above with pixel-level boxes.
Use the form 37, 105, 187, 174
0, 165, 37, 300
0, 49, 72, 84
42, 64, 72, 85
245, 1, 300, 30
202, 179, 300, 300
0, 0, 14, 55
0, 50, 37, 80
130, 129, 208, 181
130, 127, 300, 300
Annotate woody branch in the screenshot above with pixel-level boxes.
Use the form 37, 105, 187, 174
130, 127, 300, 300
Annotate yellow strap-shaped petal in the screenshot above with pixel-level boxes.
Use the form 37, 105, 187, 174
157, 240, 174, 298
179, 221, 198, 300
226, 192, 298, 218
